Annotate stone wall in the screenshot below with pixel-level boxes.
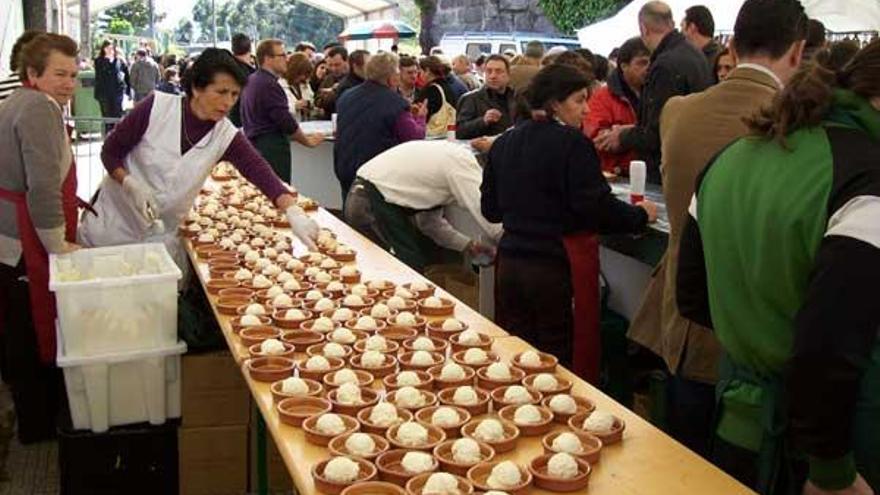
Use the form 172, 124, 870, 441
433, 0, 561, 40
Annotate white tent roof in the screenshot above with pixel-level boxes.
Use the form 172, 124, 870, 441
65, 0, 396, 18
577, 0, 880, 57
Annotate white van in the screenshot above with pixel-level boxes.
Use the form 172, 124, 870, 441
439, 32, 582, 59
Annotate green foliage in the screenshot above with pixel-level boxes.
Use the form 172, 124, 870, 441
104, 0, 163, 34
174, 19, 195, 44
184, 0, 343, 48
109, 18, 135, 35
538, 0, 628, 35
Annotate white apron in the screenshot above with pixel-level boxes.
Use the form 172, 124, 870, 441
79, 92, 237, 276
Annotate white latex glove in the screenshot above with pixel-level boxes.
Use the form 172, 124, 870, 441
122, 175, 159, 223
285, 205, 319, 251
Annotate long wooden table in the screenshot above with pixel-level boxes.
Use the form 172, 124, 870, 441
186, 207, 754, 495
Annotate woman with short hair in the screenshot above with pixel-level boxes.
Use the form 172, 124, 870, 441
0, 33, 82, 442
481, 63, 656, 382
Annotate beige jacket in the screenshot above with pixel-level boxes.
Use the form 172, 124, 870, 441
628, 66, 781, 383
0, 88, 71, 266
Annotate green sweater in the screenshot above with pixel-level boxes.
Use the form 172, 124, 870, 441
677, 90, 880, 490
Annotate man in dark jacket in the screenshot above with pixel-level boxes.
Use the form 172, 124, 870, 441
315, 46, 350, 115
682, 5, 722, 67
595, 1, 712, 183
228, 33, 256, 127
335, 50, 370, 102
456, 55, 515, 139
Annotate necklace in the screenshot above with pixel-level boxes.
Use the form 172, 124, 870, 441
181, 98, 216, 151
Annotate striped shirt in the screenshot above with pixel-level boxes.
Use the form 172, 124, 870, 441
0, 74, 22, 104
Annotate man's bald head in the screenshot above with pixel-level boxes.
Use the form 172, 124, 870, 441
639, 1, 675, 50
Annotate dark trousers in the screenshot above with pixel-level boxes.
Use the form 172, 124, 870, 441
252, 132, 291, 183
666, 373, 716, 458
0, 261, 63, 444
712, 436, 809, 494
98, 94, 123, 134
495, 252, 573, 368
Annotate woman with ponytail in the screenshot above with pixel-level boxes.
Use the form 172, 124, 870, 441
677, 41, 880, 495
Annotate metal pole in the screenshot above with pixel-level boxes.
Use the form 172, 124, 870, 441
211, 0, 217, 46
79, 0, 90, 62
147, 0, 155, 40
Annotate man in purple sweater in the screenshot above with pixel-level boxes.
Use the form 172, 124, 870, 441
240, 39, 323, 182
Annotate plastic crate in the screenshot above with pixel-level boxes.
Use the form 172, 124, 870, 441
49, 243, 182, 357
57, 327, 187, 433
59, 420, 179, 495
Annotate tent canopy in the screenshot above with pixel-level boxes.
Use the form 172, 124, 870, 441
577, 0, 880, 57
339, 20, 416, 41
297, 0, 396, 19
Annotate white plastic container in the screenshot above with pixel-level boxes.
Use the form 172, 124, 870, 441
49, 243, 182, 357
629, 160, 647, 204
57, 330, 186, 433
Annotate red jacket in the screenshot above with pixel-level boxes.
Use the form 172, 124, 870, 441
584, 70, 639, 175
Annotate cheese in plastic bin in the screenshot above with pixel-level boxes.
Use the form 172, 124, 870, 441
49, 243, 182, 357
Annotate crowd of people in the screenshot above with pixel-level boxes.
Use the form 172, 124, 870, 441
1, 1, 880, 494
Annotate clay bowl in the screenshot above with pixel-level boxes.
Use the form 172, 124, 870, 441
321, 309, 360, 327
271, 378, 324, 403
345, 318, 389, 334
405, 472, 474, 495
475, 365, 526, 391
206, 278, 239, 295
322, 369, 375, 389
541, 430, 603, 465
246, 356, 295, 382
541, 395, 597, 425
498, 404, 555, 436
449, 333, 493, 354
375, 449, 438, 487
450, 350, 500, 369
304, 299, 341, 313
328, 432, 391, 461
385, 389, 439, 413
302, 413, 360, 446
300, 319, 337, 334
208, 263, 239, 279
528, 453, 592, 493
377, 326, 418, 344
330, 268, 362, 284
315, 283, 347, 300
273, 308, 314, 329
568, 412, 626, 446
382, 370, 434, 392
231, 315, 273, 335
365, 280, 396, 293
216, 296, 251, 316
307, 343, 354, 361
491, 386, 543, 411
195, 244, 222, 259
235, 303, 270, 318
248, 341, 295, 359
416, 297, 456, 317
329, 249, 358, 262
311, 456, 377, 495
281, 330, 324, 348
327, 329, 370, 346
350, 353, 399, 379
386, 314, 427, 332
427, 364, 476, 391
425, 319, 469, 341
297, 356, 346, 381
385, 422, 446, 452
357, 405, 414, 436
239, 326, 282, 347
327, 387, 381, 417
460, 417, 521, 454
353, 337, 399, 355
436, 386, 491, 417
398, 351, 446, 372
276, 396, 332, 427
348, 288, 382, 302
340, 297, 376, 313
218, 287, 256, 300
401, 337, 449, 355
414, 405, 471, 439
467, 461, 533, 495
381, 299, 418, 315
340, 481, 405, 495
522, 373, 573, 397
512, 351, 559, 375
433, 439, 496, 477
401, 282, 436, 300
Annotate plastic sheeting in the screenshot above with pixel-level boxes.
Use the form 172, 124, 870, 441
577, 0, 880, 57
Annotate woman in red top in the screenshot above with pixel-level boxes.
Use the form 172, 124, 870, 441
584, 37, 650, 176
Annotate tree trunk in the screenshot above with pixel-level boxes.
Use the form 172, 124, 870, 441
417, 0, 437, 55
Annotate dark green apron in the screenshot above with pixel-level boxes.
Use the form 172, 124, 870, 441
252, 132, 291, 183
362, 180, 458, 273
714, 344, 880, 494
